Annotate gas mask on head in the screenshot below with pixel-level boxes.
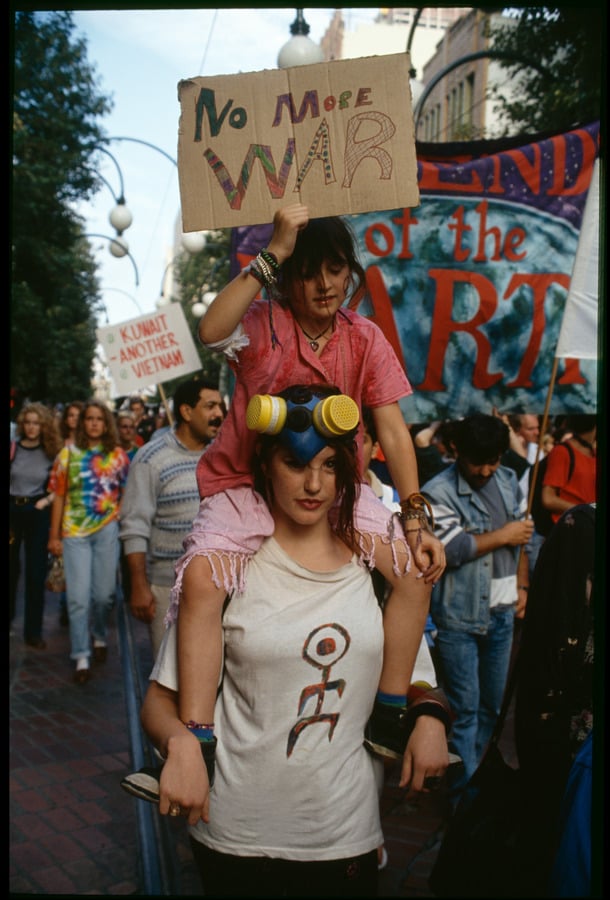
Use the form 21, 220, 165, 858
246, 385, 359, 464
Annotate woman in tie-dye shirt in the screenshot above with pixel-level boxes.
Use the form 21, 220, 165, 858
48, 401, 130, 684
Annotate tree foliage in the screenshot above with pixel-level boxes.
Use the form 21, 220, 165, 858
174, 229, 232, 388
11, 10, 113, 406
488, 6, 603, 136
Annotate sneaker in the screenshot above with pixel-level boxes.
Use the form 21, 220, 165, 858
121, 738, 218, 802
364, 701, 409, 760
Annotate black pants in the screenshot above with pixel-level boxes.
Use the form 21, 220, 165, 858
9, 500, 50, 640
189, 840, 378, 898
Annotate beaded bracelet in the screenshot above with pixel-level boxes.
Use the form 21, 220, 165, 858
401, 511, 431, 536
399, 491, 434, 530
260, 248, 280, 273
244, 261, 265, 286
244, 252, 278, 290
184, 719, 215, 741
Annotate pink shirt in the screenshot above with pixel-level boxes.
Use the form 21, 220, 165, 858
196, 300, 412, 498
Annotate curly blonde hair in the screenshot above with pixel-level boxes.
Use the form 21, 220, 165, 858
15, 402, 62, 460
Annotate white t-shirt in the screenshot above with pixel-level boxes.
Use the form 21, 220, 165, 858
152, 536, 385, 861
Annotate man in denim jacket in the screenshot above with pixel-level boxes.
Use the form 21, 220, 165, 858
422, 413, 533, 799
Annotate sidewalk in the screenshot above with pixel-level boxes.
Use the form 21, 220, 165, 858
10, 580, 477, 897
9, 583, 200, 895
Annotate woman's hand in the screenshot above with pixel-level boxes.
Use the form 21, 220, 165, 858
406, 529, 446, 584
267, 203, 309, 264
48, 536, 63, 556
399, 715, 450, 792
158, 732, 211, 826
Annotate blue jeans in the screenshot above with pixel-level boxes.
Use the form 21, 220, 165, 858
62, 520, 120, 660
435, 605, 515, 791
526, 530, 545, 579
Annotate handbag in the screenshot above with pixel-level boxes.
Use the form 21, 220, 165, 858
45, 451, 70, 594
429, 655, 529, 898
46, 555, 66, 593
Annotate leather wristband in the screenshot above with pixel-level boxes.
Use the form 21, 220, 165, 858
404, 687, 454, 737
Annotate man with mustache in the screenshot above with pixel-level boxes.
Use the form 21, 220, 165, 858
421, 413, 533, 806
119, 376, 225, 654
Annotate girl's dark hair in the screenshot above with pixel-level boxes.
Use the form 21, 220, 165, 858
74, 400, 119, 453
565, 414, 596, 435
253, 432, 360, 549
60, 401, 85, 440
362, 405, 377, 444
278, 216, 367, 307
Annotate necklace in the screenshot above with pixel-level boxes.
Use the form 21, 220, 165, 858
296, 319, 333, 352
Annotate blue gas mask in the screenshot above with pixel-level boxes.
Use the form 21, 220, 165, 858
246, 385, 359, 464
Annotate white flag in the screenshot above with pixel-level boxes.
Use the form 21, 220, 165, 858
555, 157, 599, 360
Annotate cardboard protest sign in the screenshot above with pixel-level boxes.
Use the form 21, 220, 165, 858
178, 53, 418, 230
96, 303, 201, 395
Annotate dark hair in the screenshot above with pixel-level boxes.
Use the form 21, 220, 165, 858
59, 401, 85, 441
451, 414, 509, 464
436, 421, 456, 451
362, 405, 377, 444
74, 400, 119, 453
172, 375, 220, 426
278, 216, 367, 307
565, 414, 596, 435
253, 383, 360, 547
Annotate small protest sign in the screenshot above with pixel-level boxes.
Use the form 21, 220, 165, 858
96, 303, 201, 395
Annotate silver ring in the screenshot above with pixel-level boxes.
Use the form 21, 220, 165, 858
169, 802, 181, 817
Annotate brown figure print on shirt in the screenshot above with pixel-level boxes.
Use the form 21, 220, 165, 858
287, 622, 350, 757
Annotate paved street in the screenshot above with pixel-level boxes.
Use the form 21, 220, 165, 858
10, 576, 472, 897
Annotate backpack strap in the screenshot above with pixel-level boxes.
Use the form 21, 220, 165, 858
564, 441, 575, 482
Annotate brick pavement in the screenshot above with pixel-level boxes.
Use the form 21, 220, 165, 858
10, 578, 468, 898
10, 588, 142, 895
9, 581, 201, 896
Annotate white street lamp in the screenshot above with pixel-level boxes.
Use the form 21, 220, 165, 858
109, 235, 129, 258
277, 9, 324, 68
109, 201, 133, 234
181, 231, 207, 254
192, 290, 217, 319
83, 233, 139, 286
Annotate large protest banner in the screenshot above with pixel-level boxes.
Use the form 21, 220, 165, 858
231, 121, 600, 422
178, 53, 418, 230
